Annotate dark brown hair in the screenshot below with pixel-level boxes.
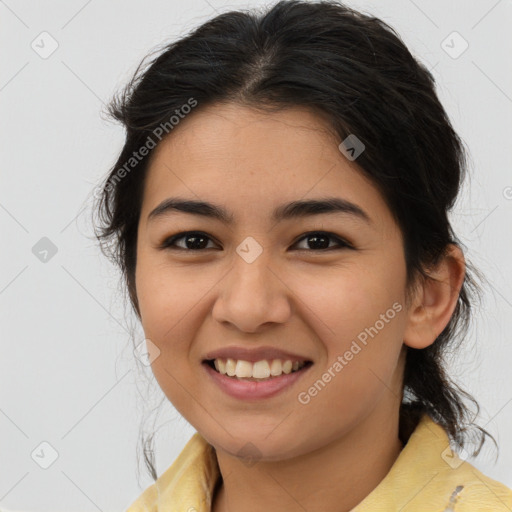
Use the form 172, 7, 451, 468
93, 0, 497, 481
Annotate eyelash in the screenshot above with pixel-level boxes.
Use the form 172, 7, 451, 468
159, 231, 353, 252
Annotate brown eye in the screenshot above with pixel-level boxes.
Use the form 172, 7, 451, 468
161, 231, 218, 251
160, 230, 352, 252
292, 231, 352, 251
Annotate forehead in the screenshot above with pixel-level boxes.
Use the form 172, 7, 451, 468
140, 103, 391, 229
149, 102, 339, 167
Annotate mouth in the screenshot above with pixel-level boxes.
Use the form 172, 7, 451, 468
202, 358, 314, 382
202, 357, 314, 400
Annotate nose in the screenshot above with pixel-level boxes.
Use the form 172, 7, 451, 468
211, 251, 292, 333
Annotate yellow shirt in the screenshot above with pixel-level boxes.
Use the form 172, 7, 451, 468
126, 413, 512, 511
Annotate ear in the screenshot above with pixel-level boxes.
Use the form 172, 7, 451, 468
403, 244, 466, 349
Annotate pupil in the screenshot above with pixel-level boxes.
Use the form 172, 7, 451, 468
308, 234, 329, 249
187, 234, 207, 249
185, 234, 329, 250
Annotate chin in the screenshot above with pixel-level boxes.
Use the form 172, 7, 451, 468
210, 430, 307, 463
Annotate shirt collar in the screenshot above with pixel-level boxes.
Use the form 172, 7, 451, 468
135, 413, 511, 511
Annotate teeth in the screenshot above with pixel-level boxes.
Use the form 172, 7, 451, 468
252, 360, 270, 379
269, 359, 282, 376
235, 360, 253, 378
282, 360, 293, 374
225, 358, 236, 376
211, 358, 307, 379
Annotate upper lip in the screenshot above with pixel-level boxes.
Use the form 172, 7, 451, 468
203, 346, 313, 364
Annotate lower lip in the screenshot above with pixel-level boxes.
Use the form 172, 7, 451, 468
202, 361, 313, 401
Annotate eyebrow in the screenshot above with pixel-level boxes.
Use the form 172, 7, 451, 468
147, 197, 372, 225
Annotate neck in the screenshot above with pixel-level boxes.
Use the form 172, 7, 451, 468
211, 405, 405, 512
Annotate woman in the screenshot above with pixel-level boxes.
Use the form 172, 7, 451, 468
93, 1, 512, 510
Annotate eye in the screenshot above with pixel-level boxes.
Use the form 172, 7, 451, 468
160, 231, 219, 251
159, 230, 352, 252
292, 231, 352, 251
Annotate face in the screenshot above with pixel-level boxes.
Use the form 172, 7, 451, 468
135, 102, 411, 460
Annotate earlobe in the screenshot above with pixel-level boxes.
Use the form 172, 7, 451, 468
403, 244, 466, 350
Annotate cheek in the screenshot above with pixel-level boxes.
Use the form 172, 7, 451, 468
135, 258, 206, 411
134, 256, 195, 373
135, 252, 208, 334
292, 258, 406, 343
290, 261, 406, 405
134, 254, 221, 377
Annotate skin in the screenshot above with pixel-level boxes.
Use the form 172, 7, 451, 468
134, 102, 466, 512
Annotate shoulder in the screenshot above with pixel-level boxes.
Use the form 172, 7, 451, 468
405, 415, 512, 511
125, 432, 220, 512
437, 454, 512, 511
354, 413, 512, 511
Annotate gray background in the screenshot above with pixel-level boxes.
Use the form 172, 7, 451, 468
1, 0, 511, 510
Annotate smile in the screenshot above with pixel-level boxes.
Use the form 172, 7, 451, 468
207, 357, 310, 380
202, 359, 314, 400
